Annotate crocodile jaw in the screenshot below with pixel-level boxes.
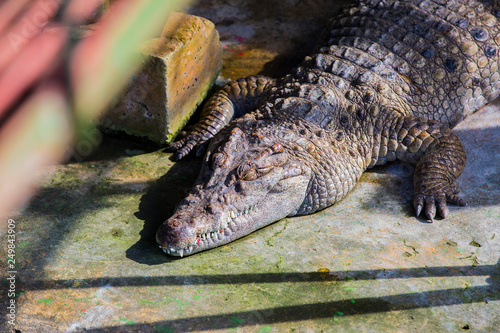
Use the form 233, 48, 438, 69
157, 188, 302, 256
156, 168, 310, 257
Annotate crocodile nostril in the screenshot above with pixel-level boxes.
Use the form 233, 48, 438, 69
212, 152, 227, 169
205, 205, 215, 214
237, 162, 257, 181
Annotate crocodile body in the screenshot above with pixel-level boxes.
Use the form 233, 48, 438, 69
156, 0, 500, 257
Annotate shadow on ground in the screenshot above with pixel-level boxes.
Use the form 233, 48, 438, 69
126, 157, 202, 265
21, 261, 500, 332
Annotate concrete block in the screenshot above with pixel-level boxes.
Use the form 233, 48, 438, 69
101, 13, 222, 144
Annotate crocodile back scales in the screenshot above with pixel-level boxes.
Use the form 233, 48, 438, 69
303, 0, 500, 128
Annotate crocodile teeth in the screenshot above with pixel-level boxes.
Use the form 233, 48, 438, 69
162, 203, 261, 257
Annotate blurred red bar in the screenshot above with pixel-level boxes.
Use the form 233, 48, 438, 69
0, 0, 33, 35
0, 25, 67, 121
64, 0, 104, 24
0, 0, 61, 73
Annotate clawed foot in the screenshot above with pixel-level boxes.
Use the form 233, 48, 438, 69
170, 137, 194, 161
170, 131, 209, 161
413, 184, 466, 222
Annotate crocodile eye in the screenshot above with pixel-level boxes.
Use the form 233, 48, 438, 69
237, 162, 257, 181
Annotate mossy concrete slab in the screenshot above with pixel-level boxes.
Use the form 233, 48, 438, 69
1, 0, 499, 332
102, 13, 222, 144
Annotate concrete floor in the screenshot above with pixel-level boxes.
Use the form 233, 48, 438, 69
1, 0, 499, 332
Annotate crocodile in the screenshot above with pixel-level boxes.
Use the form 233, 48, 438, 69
156, 0, 500, 257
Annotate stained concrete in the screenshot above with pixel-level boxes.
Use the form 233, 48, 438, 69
1, 0, 499, 332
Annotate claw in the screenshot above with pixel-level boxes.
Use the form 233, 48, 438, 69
170, 141, 182, 152
414, 195, 424, 217
175, 142, 197, 160
438, 204, 448, 219
415, 203, 423, 217
425, 210, 436, 223
424, 197, 436, 222
175, 151, 186, 161
436, 196, 448, 219
427, 212, 434, 223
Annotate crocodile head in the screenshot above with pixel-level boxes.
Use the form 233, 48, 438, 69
156, 123, 312, 257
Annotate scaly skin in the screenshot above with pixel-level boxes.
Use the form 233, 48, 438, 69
157, 0, 500, 257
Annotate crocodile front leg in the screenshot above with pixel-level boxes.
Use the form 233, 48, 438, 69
370, 115, 467, 221
171, 75, 276, 160
412, 132, 467, 221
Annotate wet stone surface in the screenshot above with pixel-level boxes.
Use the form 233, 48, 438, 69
1, 0, 499, 332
